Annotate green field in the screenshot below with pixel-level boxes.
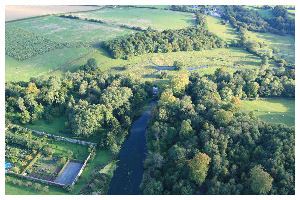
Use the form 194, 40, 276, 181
71, 7, 195, 30
6, 177, 67, 195
67, 47, 261, 81
245, 30, 295, 64
7, 16, 135, 44
240, 98, 295, 126
25, 116, 67, 135
48, 140, 89, 161
5, 47, 91, 82
206, 15, 239, 43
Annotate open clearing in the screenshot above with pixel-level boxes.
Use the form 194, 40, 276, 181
71, 7, 195, 30
7, 16, 135, 44
206, 15, 239, 43
5, 5, 102, 21
240, 98, 295, 126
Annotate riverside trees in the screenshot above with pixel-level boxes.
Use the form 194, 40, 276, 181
5, 59, 152, 155
141, 68, 295, 195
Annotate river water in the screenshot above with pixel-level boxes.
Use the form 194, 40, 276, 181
108, 101, 156, 195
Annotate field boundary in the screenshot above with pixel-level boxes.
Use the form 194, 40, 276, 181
10, 124, 97, 146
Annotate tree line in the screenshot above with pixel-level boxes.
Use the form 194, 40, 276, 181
141, 68, 294, 194
222, 5, 295, 35
103, 25, 225, 59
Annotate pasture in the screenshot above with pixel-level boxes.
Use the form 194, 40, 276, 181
71, 7, 195, 30
240, 98, 295, 126
7, 16, 135, 44
68, 47, 261, 82
206, 15, 239, 43
245, 30, 295, 64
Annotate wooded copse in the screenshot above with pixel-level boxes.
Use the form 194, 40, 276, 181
5, 59, 153, 155
103, 14, 225, 59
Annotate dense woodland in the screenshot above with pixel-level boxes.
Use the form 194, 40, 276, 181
141, 67, 295, 195
103, 14, 225, 59
222, 6, 295, 35
5, 59, 152, 155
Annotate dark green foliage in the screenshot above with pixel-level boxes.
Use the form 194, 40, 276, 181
5, 68, 151, 155
222, 5, 294, 35
103, 27, 225, 59
141, 68, 294, 195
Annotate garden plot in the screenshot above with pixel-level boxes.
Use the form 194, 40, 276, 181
7, 15, 135, 44
70, 7, 195, 30
27, 156, 63, 181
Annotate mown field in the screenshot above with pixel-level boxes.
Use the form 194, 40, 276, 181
206, 15, 239, 43
71, 7, 195, 30
240, 98, 295, 126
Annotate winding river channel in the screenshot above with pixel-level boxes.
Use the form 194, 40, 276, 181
108, 101, 156, 195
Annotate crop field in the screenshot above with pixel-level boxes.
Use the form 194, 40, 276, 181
245, 30, 295, 63
7, 16, 135, 44
5, 47, 91, 82
71, 7, 195, 30
240, 98, 295, 126
206, 15, 239, 43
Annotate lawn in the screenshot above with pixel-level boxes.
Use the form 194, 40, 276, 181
244, 30, 295, 64
7, 15, 135, 44
71, 7, 195, 30
47, 139, 89, 161
25, 116, 67, 135
73, 149, 112, 194
206, 15, 239, 43
5, 47, 91, 82
240, 98, 295, 126
6, 177, 67, 195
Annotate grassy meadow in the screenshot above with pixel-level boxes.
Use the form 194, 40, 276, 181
71, 7, 195, 30
244, 30, 295, 64
206, 15, 239, 43
240, 98, 295, 126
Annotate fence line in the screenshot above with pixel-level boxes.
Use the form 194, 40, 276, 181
10, 124, 97, 146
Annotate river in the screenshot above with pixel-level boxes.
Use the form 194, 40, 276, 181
108, 101, 156, 195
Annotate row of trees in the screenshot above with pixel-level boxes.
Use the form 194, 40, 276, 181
141, 69, 294, 194
5, 59, 152, 155
222, 5, 295, 35
103, 26, 225, 59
